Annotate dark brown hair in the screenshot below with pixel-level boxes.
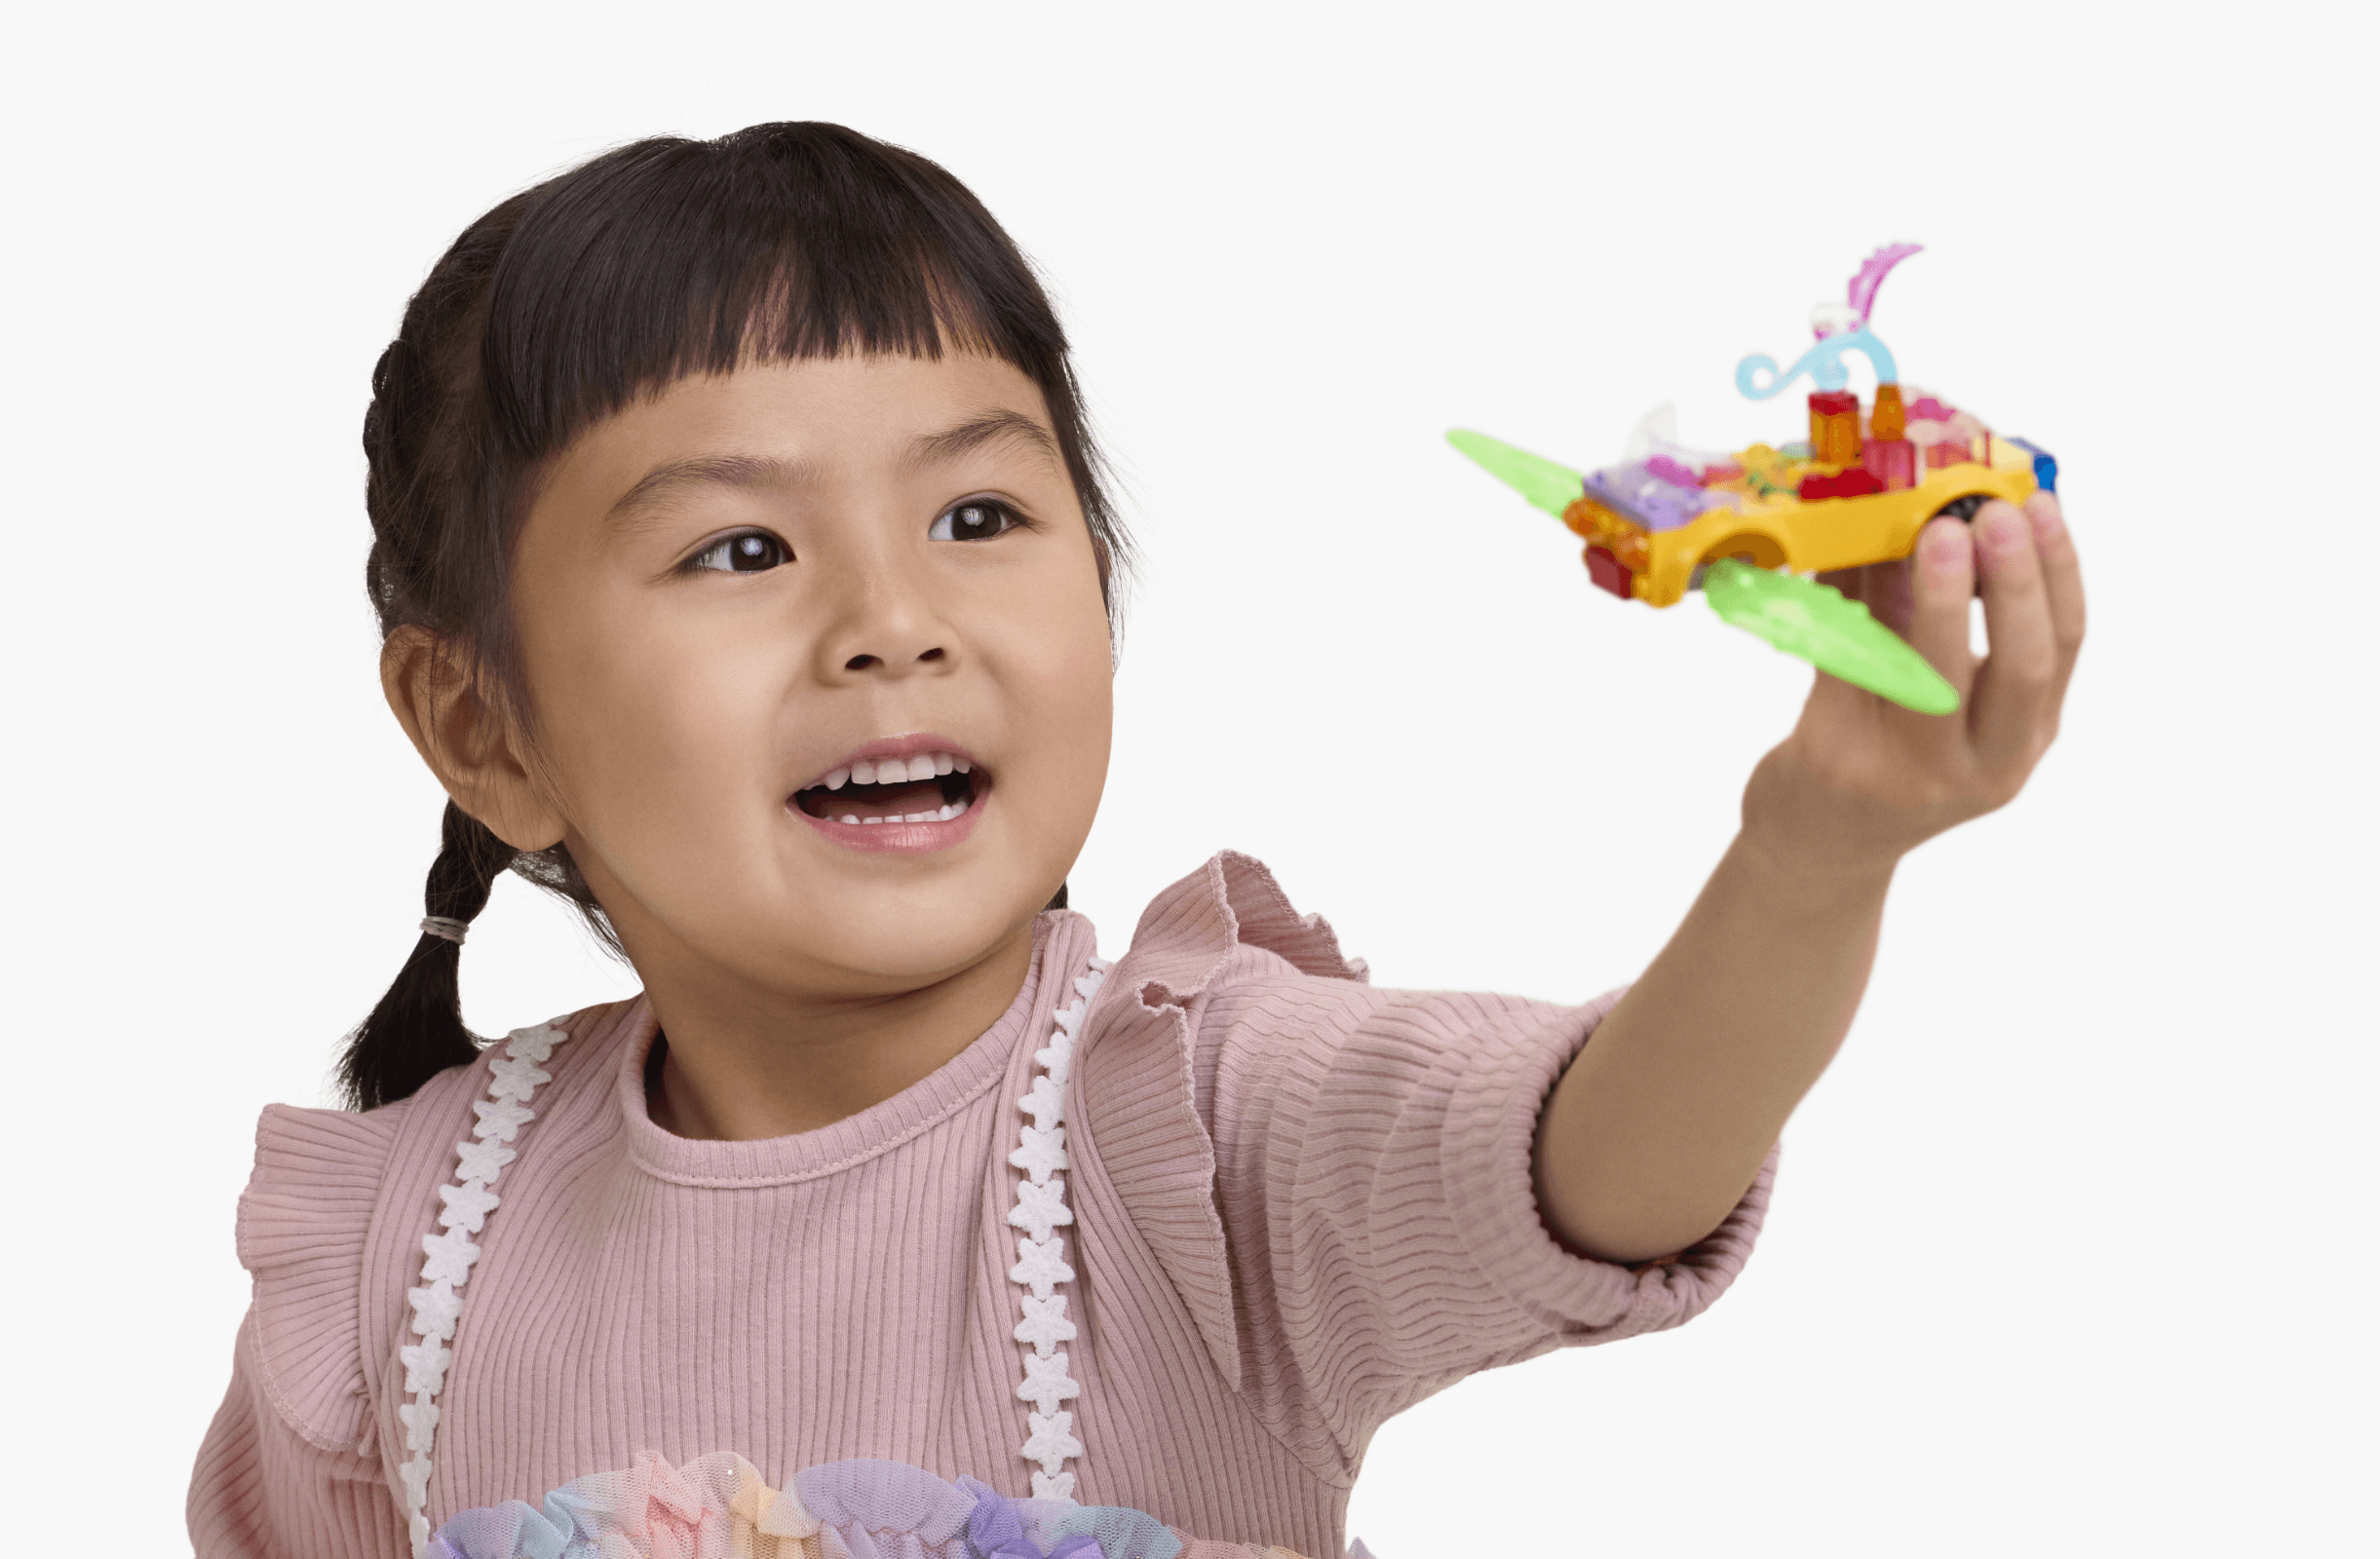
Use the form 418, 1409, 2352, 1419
342, 122, 1128, 1112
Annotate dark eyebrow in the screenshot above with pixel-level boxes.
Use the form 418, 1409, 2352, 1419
603, 414, 1058, 535
905, 409, 1062, 474
603, 453, 818, 532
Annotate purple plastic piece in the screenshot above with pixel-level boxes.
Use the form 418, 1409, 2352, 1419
1643, 454, 1701, 488
1587, 461, 1725, 533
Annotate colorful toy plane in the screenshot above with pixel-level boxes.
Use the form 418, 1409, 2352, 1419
1450, 245, 2057, 714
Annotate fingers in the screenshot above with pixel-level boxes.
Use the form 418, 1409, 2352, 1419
1902, 517, 1979, 735
1966, 500, 2059, 775
1819, 556, 1914, 632
1815, 565, 1862, 606
1867, 552, 1915, 633
2025, 491, 2087, 706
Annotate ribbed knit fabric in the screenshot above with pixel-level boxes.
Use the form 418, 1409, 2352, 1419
189, 852, 1775, 1559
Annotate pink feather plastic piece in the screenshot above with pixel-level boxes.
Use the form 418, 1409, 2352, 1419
1846, 243, 1923, 327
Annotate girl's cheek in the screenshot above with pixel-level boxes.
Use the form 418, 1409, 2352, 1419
1026, 617, 1115, 752
534, 613, 755, 835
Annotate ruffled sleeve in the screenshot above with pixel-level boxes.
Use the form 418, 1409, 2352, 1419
1074, 852, 1775, 1482
188, 1101, 414, 1558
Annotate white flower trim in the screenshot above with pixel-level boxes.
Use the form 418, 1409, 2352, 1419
1006, 953, 1109, 1502
399, 1020, 571, 1556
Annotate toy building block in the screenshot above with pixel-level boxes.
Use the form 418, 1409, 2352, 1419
1450, 245, 2056, 714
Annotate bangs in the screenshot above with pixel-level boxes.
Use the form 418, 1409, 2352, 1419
476, 124, 1067, 459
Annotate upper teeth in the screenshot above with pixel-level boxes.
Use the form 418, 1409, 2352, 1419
825, 751, 969, 789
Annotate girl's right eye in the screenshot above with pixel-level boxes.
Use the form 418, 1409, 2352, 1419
686, 532, 789, 574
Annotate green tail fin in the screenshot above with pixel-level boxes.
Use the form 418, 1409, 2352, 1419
1447, 429, 1584, 519
1703, 559, 1959, 714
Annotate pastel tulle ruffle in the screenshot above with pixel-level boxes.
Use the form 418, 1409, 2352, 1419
425, 1451, 1336, 1559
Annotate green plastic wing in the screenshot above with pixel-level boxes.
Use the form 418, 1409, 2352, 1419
1446, 429, 1584, 518
1703, 559, 1960, 715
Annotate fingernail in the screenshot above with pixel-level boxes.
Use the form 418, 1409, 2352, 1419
1922, 522, 1966, 575
1980, 509, 2025, 553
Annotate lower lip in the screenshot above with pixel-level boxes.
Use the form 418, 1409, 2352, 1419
790, 784, 989, 855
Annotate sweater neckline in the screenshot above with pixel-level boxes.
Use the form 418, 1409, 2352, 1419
613, 914, 1077, 1189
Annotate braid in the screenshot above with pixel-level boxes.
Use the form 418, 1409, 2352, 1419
346, 191, 617, 1108
338, 801, 517, 1111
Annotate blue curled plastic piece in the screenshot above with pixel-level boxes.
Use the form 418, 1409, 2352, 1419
1735, 326, 1900, 399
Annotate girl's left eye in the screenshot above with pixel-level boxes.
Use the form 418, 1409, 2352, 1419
687, 532, 789, 573
929, 500, 1024, 542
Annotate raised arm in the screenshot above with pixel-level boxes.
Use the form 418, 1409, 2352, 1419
1534, 495, 2086, 1263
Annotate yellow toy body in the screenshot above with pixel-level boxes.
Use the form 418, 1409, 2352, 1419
1560, 437, 2038, 607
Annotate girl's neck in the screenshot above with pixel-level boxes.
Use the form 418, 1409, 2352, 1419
639, 921, 1041, 1141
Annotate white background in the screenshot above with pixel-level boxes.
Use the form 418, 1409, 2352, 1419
4, 3, 2371, 1553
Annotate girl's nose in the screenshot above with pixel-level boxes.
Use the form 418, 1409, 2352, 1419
816, 559, 959, 681
842, 643, 946, 673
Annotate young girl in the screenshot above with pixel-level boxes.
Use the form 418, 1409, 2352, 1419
186, 122, 2083, 1559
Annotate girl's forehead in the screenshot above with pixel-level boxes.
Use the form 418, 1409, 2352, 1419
536, 353, 1065, 527
598, 353, 1051, 459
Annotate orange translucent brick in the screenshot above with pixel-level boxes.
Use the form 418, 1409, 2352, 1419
1561, 495, 1617, 542
1870, 383, 1905, 441
1809, 390, 1861, 466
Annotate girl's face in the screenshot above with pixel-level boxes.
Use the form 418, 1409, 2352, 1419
495, 352, 1113, 1001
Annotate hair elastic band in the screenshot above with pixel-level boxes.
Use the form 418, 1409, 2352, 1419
420, 916, 470, 945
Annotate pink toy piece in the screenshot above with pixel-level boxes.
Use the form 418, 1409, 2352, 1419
1906, 396, 1956, 423
1644, 454, 1701, 488
1845, 244, 1923, 329
1862, 438, 1916, 491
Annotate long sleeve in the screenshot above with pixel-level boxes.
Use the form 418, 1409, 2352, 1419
188, 1312, 410, 1558
188, 1100, 414, 1557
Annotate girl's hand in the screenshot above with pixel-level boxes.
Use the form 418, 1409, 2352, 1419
1743, 492, 2086, 880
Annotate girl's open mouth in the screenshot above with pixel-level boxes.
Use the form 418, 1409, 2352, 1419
787, 747, 989, 852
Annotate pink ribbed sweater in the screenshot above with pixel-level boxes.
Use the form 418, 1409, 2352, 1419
189, 852, 1774, 1558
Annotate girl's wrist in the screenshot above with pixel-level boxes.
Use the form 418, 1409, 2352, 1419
1728, 817, 1903, 902
1736, 758, 1915, 891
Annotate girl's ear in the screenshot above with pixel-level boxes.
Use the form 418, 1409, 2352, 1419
380, 627, 568, 853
